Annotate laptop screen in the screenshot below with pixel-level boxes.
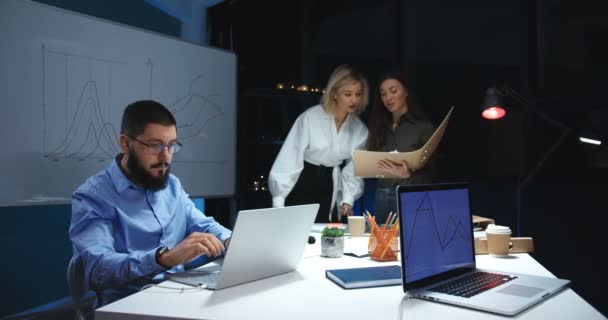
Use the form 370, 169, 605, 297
398, 184, 475, 284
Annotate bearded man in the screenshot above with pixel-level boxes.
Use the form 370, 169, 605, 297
69, 100, 231, 309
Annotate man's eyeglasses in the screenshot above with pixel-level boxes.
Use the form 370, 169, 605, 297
128, 136, 183, 154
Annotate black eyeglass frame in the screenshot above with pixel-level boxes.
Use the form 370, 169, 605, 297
127, 135, 183, 154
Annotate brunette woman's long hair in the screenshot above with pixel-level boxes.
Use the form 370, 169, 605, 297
366, 70, 426, 151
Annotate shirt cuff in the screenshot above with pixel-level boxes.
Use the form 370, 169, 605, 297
272, 196, 285, 207
341, 195, 354, 207
217, 231, 232, 243
146, 247, 168, 273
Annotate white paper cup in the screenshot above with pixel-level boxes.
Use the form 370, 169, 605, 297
485, 224, 512, 256
347, 216, 366, 237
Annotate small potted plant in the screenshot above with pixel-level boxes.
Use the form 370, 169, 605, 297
321, 227, 345, 258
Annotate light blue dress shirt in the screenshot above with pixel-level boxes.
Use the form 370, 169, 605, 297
69, 155, 232, 307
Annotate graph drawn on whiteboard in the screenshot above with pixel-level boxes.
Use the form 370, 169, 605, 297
42, 44, 124, 161
166, 73, 229, 165
41, 44, 230, 165
0, 0, 236, 205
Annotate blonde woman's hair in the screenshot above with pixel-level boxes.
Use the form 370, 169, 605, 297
321, 65, 369, 116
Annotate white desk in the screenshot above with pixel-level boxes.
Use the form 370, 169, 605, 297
96, 236, 605, 320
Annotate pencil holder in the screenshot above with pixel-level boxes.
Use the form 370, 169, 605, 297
369, 228, 399, 261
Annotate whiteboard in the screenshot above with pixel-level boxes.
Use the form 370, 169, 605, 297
0, 0, 236, 205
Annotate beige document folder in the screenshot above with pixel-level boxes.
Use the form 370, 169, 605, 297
353, 106, 454, 178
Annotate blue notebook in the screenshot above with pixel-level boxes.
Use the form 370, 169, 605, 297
326, 265, 402, 289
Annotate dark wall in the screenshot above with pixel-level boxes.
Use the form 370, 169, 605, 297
32, 0, 180, 38
0, 205, 72, 317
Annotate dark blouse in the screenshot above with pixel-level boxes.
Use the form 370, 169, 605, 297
376, 112, 436, 189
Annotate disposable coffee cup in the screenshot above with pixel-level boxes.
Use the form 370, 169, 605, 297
485, 224, 512, 256
347, 216, 366, 237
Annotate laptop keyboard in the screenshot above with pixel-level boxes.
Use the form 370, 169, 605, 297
429, 272, 517, 298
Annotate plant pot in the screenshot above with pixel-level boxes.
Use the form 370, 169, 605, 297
321, 236, 344, 258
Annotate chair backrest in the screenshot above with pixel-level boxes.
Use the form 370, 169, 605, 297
67, 255, 89, 320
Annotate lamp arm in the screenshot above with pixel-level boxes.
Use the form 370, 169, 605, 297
531, 109, 571, 132
494, 85, 572, 236
497, 86, 572, 186
519, 130, 569, 188
498, 85, 571, 132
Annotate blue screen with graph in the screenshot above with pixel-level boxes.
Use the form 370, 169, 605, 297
399, 187, 474, 282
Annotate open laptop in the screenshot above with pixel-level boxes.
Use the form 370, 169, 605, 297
397, 183, 569, 316
166, 204, 319, 290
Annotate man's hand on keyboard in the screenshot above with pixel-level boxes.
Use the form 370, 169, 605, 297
158, 232, 225, 268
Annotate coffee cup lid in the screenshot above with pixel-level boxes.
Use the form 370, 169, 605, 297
486, 224, 511, 234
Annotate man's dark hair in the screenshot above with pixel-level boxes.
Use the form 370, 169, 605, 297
120, 100, 176, 137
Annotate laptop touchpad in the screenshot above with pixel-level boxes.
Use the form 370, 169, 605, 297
497, 284, 544, 298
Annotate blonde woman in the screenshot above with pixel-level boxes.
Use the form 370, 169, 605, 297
269, 65, 369, 222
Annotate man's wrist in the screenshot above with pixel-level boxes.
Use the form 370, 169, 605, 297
155, 246, 171, 269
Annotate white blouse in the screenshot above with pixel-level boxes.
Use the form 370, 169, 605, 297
268, 105, 368, 220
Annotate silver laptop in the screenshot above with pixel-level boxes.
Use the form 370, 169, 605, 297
166, 204, 319, 290
397, 183, 569, 316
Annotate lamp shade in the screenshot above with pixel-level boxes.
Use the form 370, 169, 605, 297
481, 87, 506, 120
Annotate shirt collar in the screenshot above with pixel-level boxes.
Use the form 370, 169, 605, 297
344, 112, 355, 124
398, 111, 417, 125
321, 105, 355, 123
335, 111, 355, 124
109, 154, 139, 193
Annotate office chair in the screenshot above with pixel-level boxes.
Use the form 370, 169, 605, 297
67, 255, 94, 320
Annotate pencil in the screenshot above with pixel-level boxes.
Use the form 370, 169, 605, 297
379, 219, 400, 259
364, 210, 379, 230
384, 211, 393, 229
367, 216, 376, 250
388, 213, 398, 228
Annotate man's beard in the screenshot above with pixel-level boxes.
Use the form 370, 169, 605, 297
126, 150, 170, 191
